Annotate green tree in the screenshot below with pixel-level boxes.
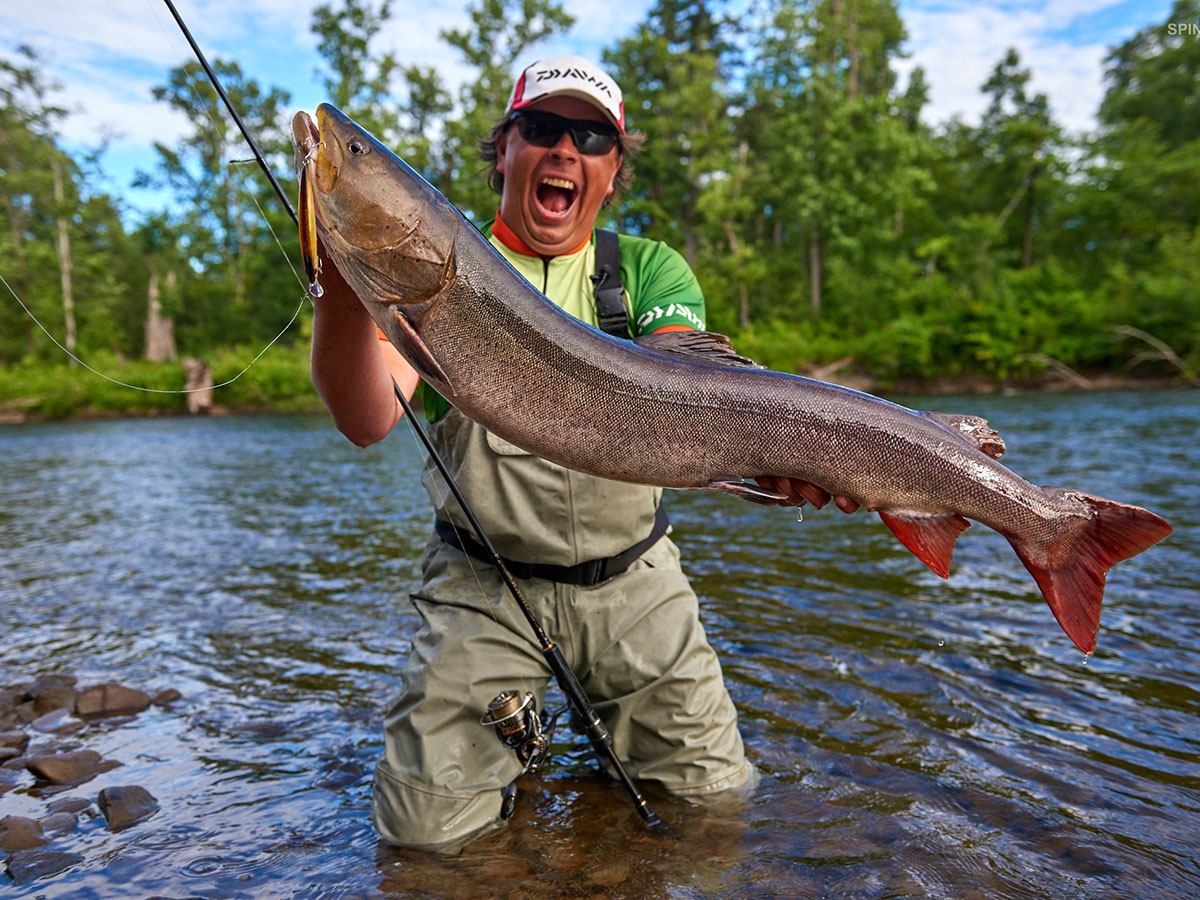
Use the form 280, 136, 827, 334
139, 60, 298, 351
605, 0, 737, 265
743, 0, 931, 322
438, 0, 575, 220
0, 46, 78, 363
311, 0, 452, 180
974, 49, 1062, 270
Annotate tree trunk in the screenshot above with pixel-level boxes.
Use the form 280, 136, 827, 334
847, 0, 859, 101
810, 225, 823, 319
145, 265, 177, 362
0, 130, 33, 357
722, 218, 751, 329
1021, 174, 1036, 269
49, 155, 77, 365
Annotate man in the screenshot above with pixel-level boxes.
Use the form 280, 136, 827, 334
311, 55, 855, 850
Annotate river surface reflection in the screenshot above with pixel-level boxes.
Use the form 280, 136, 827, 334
0, 389, 1197, 899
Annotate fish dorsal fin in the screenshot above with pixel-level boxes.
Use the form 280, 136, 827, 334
878, 510, 971, 579
923, 412, 1006, 459
635, 330, 764, 368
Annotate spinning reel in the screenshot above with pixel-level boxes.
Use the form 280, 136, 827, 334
480, 690, 568, 818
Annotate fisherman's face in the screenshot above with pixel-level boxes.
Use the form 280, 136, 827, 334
496, 96, 622, 257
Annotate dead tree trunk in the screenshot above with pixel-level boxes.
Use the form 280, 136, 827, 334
50, 155, 76, 364
144, 265, 177, 362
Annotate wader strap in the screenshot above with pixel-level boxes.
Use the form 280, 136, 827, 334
592, 229, 629, 338
436, 504, 669, 586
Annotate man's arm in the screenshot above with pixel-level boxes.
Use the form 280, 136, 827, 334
310, 241, 419, 448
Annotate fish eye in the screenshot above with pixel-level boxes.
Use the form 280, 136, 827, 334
348, 139, 369, 156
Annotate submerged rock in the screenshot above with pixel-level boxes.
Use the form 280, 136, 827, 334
25, 749, 107, 784
0, 730, 29, 750
5, 848, 83, 885
29, 685, 78, 716
46, 796, 91, 815
75, 683, 151, 718
38, 811, 78, 836
97, 785, 159, 829
0, 815, 46, 851
152, 688, 182, 706
30, 708, 86, 735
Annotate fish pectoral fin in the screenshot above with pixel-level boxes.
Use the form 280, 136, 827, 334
635, 331, 764, 368
923, 412, 1006, 459
387, 309, 454, 393
704, 477, 789, 504
878, 510, 971, 579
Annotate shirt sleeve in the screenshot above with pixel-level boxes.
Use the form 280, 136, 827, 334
618, 235, 707, 336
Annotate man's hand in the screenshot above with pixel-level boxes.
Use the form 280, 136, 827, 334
754, 475, 860, 513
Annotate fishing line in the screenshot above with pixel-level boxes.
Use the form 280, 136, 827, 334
0, 269, 306, 394
149, 0, 534, 689
231, 159, 309, 291
158, 0, 661, 827
0, 0, 315, 394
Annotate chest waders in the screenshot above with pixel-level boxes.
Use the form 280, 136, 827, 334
427, 231, 667, 822
166, 0, 662, 830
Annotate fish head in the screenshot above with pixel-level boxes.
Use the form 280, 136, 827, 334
290, 104, 458, 319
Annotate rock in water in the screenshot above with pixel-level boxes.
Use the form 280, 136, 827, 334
0, 815, 46, 851
0, 729, 29, 750
75, 683, 150, 717
29, 685, 77, 716
25, 749, 104, 784
30, 708, 85, 734
46, 796, 91, 815
97, 785, 159, 829
5, 848, 83, 885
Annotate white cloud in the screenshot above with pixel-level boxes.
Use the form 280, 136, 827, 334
898, 0, 1167, 133
0, 0, 1172, 212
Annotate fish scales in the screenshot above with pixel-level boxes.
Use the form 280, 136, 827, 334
293, 104, 1172, 655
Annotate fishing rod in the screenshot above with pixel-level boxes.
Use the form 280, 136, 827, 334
161, 0, 661, 828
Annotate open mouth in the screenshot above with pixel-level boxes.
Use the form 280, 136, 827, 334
535, 176, 577, 216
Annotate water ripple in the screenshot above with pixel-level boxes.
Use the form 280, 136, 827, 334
1, 393, 1198, 898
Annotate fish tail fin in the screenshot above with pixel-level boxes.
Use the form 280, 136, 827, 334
1010, 488, 1172, 655
878, 510, 971, 579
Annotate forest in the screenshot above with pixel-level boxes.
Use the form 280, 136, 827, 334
2, 0, 1198, 418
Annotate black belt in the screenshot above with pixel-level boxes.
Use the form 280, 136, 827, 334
434, 504, 669, 586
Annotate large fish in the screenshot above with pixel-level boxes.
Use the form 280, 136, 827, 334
292, 104, 1172, 655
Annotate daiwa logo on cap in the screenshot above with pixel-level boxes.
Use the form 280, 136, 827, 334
507, 54, 625, 133
532, 65, 614, 100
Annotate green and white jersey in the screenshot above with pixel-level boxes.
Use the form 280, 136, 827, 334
419, 222, 706, 421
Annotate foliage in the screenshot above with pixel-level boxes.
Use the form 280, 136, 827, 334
3, 0, 1199, 422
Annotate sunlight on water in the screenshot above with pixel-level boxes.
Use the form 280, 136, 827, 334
1, 390, 1198, 899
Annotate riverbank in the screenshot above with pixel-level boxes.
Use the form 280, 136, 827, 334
1, 342, 1193, 426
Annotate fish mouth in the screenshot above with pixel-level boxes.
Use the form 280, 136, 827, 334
534, 175, 578, 218
291, 111, 322, 177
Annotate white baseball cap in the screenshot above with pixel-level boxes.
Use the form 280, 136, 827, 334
505, 55, 625, 134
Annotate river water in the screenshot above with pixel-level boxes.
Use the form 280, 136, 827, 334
1, 389, 1197, 899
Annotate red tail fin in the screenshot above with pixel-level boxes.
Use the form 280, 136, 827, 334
1011, 488, 1172, 655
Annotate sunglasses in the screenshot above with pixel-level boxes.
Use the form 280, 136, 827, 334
508, 110, 620, 156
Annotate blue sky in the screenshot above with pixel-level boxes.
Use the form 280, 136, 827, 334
0, 0, 1176, 218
